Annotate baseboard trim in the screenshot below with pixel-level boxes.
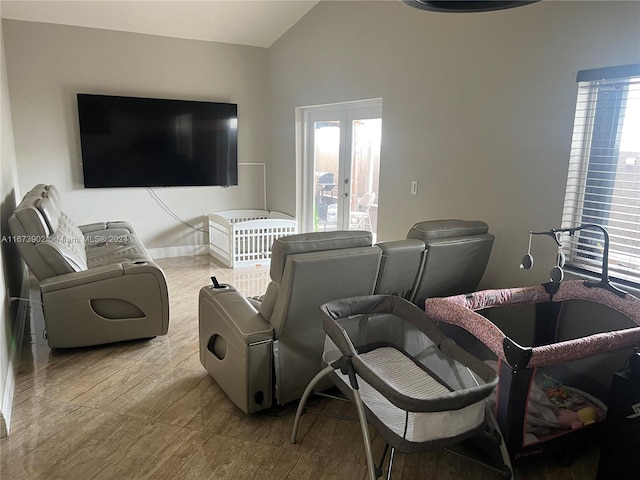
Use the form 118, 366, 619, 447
1, 269, 29, 437
147, 245, 208, 259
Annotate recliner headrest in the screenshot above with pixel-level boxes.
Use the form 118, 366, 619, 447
407, 219, 489, 242
36, 196, 60, 233
44, 185, 62, 205
270, 230, 373, 284
26, 184, 48, 196
13, 203, 50, 239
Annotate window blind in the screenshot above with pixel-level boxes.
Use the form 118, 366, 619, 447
561, 64, 640, 285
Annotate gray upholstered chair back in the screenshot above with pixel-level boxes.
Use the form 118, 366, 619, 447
8, 184, 88, 281
407, 220, 494, 307
374, 239, 426, 298
260, 230, 382, 405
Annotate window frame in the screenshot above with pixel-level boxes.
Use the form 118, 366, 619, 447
561, 63, 640, 289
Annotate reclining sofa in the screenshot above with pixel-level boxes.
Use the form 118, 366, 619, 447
199, 220, 494, 414
9, 184, 169, 348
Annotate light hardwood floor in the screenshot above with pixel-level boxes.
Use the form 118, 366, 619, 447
1, 255, 600, 479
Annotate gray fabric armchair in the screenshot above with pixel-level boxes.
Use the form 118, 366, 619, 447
9, 184, 169, 348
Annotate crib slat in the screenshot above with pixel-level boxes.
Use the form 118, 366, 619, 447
208, 210, 297, 268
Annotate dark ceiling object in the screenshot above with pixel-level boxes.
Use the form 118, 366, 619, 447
401, 1, 539, 13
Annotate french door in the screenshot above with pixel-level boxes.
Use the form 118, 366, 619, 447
300, 100, 382, 236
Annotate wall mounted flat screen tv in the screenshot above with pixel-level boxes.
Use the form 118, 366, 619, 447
77, 94, 238, 187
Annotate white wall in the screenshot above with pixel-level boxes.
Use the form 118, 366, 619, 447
3, 20, 271, 252
1, 0, 638, 424
9, 2, 638, 286
0, 2, 26, 436
268, 0, 640, 289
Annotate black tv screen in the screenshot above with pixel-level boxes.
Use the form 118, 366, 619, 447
77, 94, 238, 188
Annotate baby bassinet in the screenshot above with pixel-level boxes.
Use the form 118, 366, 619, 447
291, 295, 513, 479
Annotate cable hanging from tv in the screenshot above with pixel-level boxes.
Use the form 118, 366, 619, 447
147, 188, 208, 233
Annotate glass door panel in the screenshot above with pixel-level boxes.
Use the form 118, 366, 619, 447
349, 118, 381, 233
313, 120, 341, 231
301, 100, 382, 236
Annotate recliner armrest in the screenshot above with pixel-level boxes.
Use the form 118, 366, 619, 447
199, 285, 274, 413
40, 263, 125, 292
199, 285, 273, 345
40, 261, 165, 292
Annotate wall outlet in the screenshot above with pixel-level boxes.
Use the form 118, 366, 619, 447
410, 180, 418, 195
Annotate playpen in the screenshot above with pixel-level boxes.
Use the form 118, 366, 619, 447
425, 280, 640, 463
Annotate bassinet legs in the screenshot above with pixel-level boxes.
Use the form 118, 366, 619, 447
291, 361, 513, 480
291, 362, 379, 480
292, 294, 514, 479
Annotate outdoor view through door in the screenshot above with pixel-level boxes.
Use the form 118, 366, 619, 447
301, 100, 382, 239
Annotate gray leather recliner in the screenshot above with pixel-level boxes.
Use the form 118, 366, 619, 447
199, 230, 382, 413
9, 184, 169, 348
406, 219, 495, 307
372, 220, 494, 306
199, 220, 495, 414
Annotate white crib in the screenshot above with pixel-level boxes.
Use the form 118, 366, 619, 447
208, 210, 297, 268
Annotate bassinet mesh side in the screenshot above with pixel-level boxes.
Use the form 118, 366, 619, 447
320, 296, 498, 452
325, 336, 488, 450
323, 311, 483, 394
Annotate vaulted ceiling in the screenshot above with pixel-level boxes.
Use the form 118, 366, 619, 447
1, 0, 320, 48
